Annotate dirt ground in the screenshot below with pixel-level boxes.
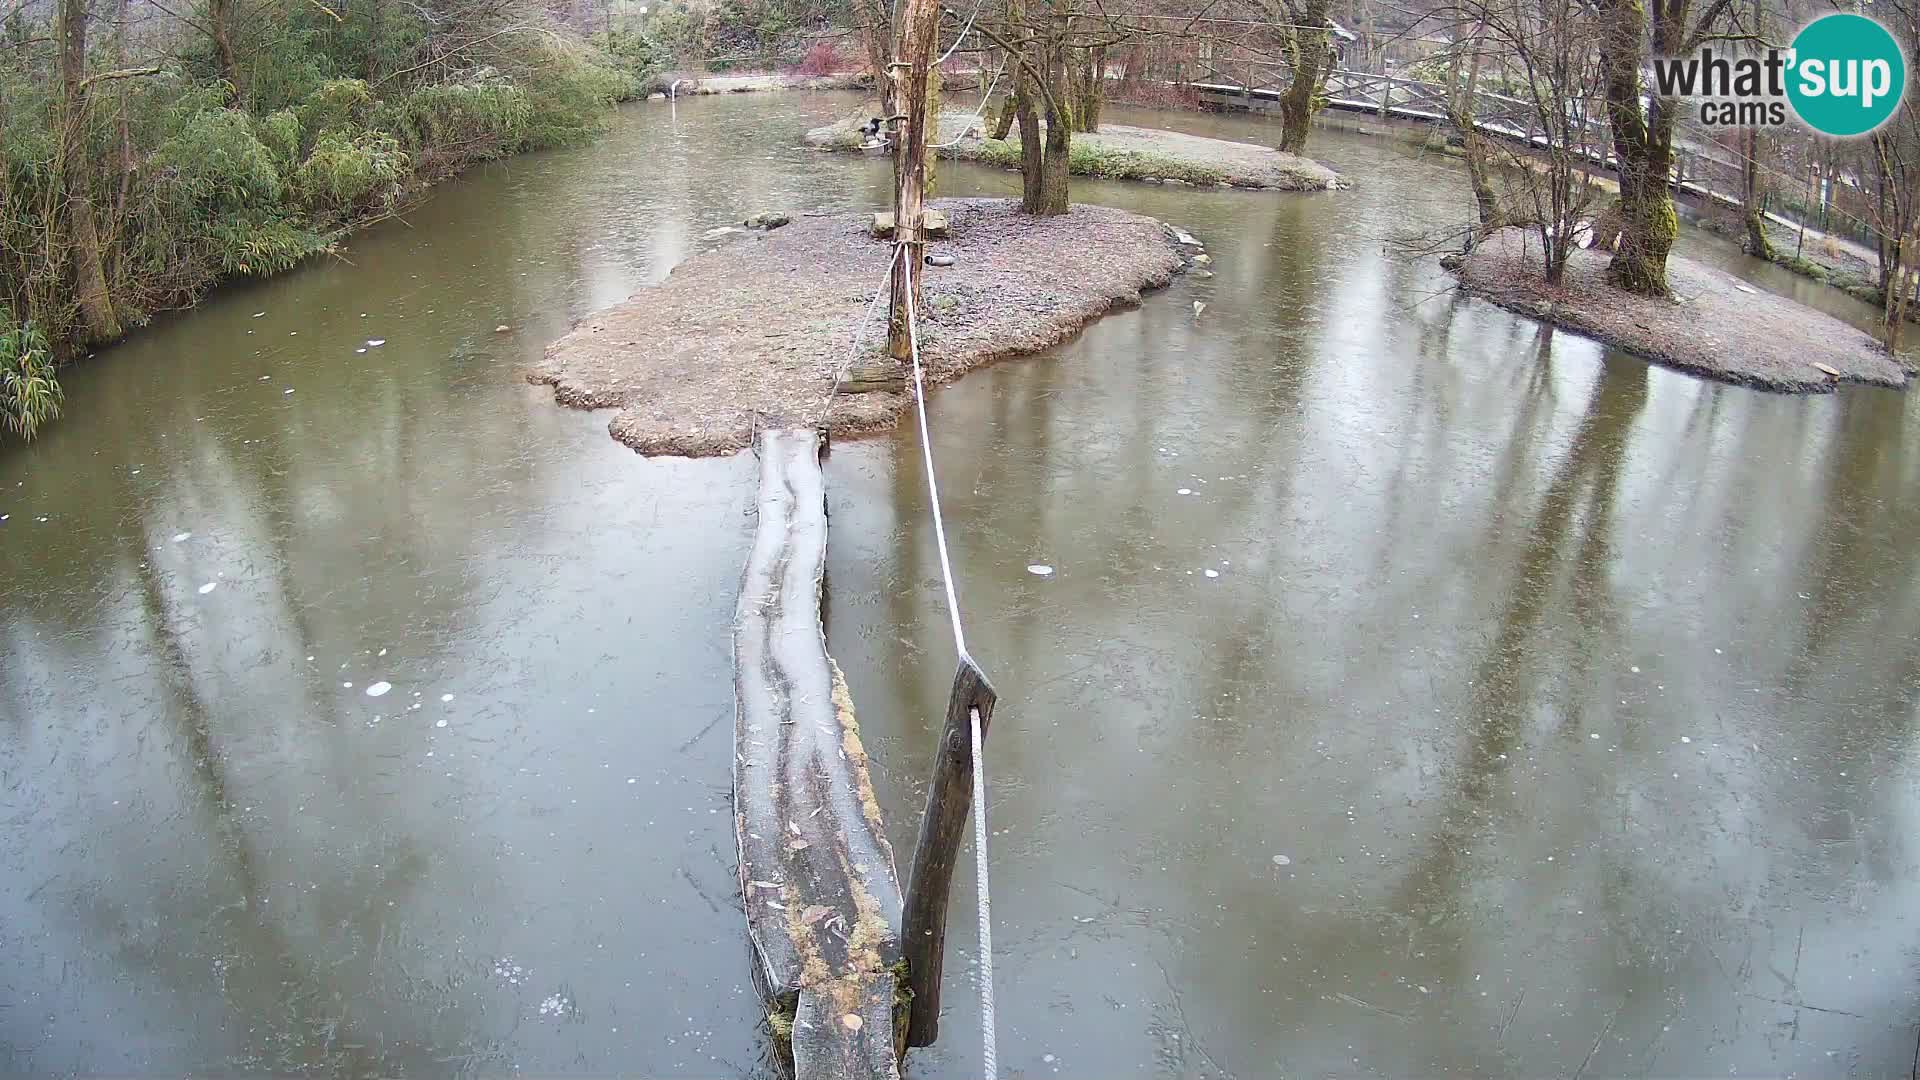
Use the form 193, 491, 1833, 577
532, 199, 1191, 456
1451, 228, 1911, 393
805, 108, 1343, 191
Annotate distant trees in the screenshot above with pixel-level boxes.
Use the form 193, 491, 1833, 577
978, 0, 1139, 214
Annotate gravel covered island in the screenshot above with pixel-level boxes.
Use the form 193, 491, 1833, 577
1451, 228, 1911, 392
533, 198, 1193, 456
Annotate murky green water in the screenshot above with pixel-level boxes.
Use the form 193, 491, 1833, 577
4, 94, 1917, 1077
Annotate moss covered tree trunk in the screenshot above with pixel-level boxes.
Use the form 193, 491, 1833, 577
59, 0, 121, 344
1278, 0, 1330, 155
990, 87, 1019, 138
1741, 127, 1772, 260
1599, 0, 1681, 296
1070, 45, 1104, 132
1037, 100, 1070, 214
1014, 59, 1046, 213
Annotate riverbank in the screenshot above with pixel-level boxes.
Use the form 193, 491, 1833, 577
805, 108, 1343, 191
533, 198, 1192, 455
1449, 228, 1910, 392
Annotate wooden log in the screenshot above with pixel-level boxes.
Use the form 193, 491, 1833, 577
838, 359, 907, 394
734, 428, 906, 1079
901, 655, 998, 1047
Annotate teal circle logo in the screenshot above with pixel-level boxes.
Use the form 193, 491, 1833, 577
1787, 14, 1906, 137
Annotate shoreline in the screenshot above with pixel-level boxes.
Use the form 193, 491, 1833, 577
532, 199, 1197, 456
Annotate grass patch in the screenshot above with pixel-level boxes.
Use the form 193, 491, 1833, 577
962, 137, 1232, 185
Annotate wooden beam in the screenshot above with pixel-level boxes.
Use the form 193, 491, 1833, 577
900, 655, 998, 1047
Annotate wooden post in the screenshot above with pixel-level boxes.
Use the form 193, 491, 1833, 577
886, 0, 940, 362
901, 656, 998, 1047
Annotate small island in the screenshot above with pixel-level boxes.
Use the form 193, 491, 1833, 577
1449, 228, 1910, 393
806, 108, 1344, 191
532, 198, 1198, 456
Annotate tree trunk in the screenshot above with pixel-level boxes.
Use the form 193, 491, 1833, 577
1070, 45, 1103, 132
1037, 104, 1070, 214
1449, 31, 1500, 238
1278, 0, 1331, 155
209, 0, 240, 93
990, 87, 1018, 139
886, 0, 940, 360
1741, 127, 1772, 260
1014, 68, 1046, 212
857, 0, 894, 115
363, 0, 383, 84
1886, 233, 1910, 349
1598, 0, 1675, 296
59, 0, 121, 344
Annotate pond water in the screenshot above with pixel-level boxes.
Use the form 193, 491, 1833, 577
3, 93, 1916, 1077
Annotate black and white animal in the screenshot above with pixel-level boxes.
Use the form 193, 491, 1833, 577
859, 116, 885, 141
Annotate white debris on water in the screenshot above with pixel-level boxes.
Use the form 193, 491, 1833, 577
172, 532, 191, 543
366, 681, 392, 697
436, 718, 448, 728
342, 681, 353, 689
1681, 736, 1692, 744
197, 581, 218, 595
378, 648, 387, 657
252, 312, 265, 318
1630, 665, 1640, 673
1027, 564, 1054, 576
367, 339, 386, 347
441, 693, 454, 702
1204, 569, 1220, 578
1590, 732, 1600, 740
493, 959, 527, 985
283, 388, 295, 395
1272, 854, 1291, 866
1177, 488, 1193, 495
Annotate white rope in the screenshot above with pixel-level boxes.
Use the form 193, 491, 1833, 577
969, 703, 998, 1080
901, 252, 968, 658
903, 254, 997, 1079
929, 67, 1003, 150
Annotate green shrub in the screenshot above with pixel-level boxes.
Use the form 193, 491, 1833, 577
203, 214, 329, 277
153, 107, 285, 209
296, 78, 375, 139
380, 81, 532, 164
1, 317, 61, 441
521, 47, 625, 148
256, 109, 303, 170
593, 28, 671, 97
295, 128, 408, 215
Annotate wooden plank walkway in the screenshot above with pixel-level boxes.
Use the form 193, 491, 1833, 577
733, 428, 906, 1079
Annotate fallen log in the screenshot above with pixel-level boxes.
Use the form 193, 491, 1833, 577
734, 428, 907, 1079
